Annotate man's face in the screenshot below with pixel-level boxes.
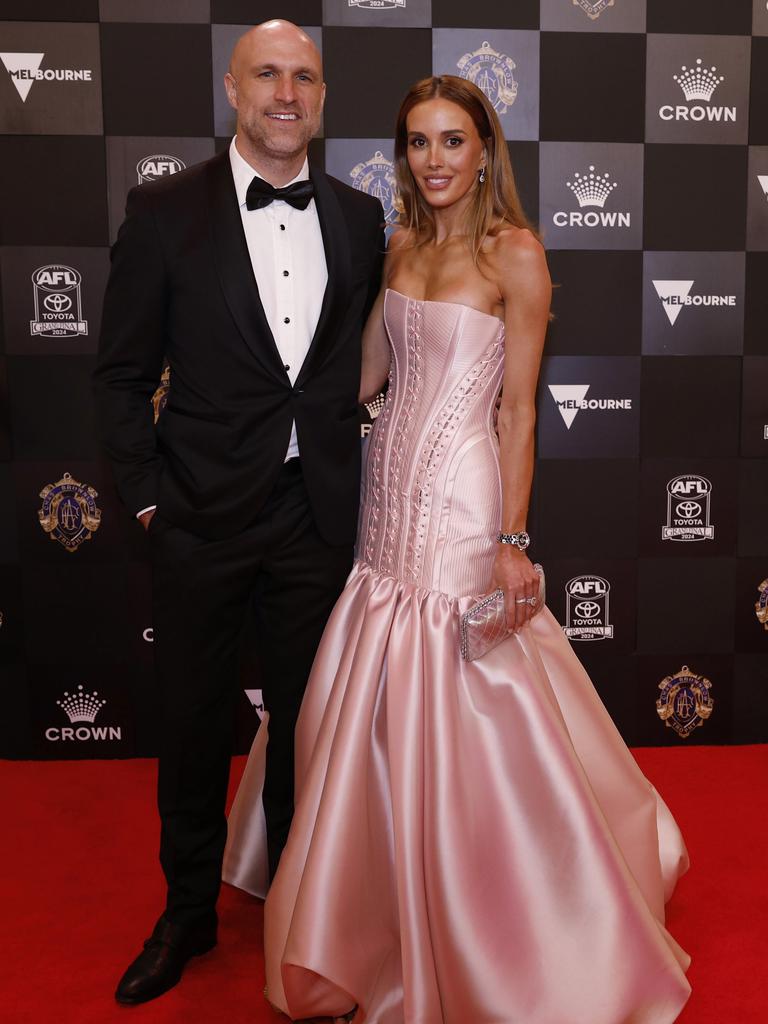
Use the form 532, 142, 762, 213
225, 30, 325, 162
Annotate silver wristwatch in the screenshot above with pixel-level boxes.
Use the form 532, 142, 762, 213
497, 531, 530, 551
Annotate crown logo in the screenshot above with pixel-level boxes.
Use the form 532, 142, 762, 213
673, 59, 724, 101
364, 393, 386, 420
566, 166, 617, 209
56, 685, 106, 723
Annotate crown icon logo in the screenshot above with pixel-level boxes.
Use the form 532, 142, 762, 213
673, 59, 724, 101
364, 394, 386, 420
56, 685, 106, 723
566, 166, 618, 209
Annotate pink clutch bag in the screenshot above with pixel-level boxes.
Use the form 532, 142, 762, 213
459, 564, 545, 662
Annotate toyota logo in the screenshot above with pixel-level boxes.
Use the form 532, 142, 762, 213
574, 601, 601, 618
43, 293, 72, 313
676, 501, 701, 519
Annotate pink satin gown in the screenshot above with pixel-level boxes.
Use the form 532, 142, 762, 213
230, 288, 692, 1023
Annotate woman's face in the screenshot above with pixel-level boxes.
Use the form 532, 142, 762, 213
405, 97, 486, 212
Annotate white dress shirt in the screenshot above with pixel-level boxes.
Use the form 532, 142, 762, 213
229, 136, 328, 460
137, 139, 328, 519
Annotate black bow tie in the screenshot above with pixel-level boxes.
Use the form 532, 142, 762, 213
245, 176, 314, 211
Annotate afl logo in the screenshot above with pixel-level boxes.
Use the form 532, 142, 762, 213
137, 154, 186, 185
663, 474, 714, 542
564, 574, 614, 641
30, 264, 87, 339
456, 41, 518, 116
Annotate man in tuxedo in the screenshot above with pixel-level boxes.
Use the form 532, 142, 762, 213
95, 20, 384, 1005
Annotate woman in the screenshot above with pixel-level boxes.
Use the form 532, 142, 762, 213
232, 75, 692, 1023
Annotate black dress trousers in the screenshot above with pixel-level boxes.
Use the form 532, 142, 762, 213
150, 459, 353, 927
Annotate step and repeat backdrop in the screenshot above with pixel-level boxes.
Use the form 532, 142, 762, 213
1, 0, 767, 759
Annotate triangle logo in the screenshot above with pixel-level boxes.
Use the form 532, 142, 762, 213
548, 384, 590, 430
652, 280, 694, 327
0, 52, 45, 102
244, 688, 265, 720
758, 175, 768, 200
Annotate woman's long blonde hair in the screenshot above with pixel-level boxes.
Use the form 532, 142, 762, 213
394, 75, 535, 261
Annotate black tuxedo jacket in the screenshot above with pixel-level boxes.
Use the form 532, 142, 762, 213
94, 150, 384, 544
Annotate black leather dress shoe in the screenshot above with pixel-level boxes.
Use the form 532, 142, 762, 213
115, 915, 217, 1005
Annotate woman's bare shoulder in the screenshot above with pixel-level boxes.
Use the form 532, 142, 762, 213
386, 226, 414, 254
485, 224, 548, 291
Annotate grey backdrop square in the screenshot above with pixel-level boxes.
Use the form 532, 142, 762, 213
754, 0, 768, 36
323, 0, 431, 28
0, 22, 102, 135
642, 252, 745, 355
211, 24, 323, 139
540, 0, 646, 33
325, 139, 398, 222
747, 147, 768, 251
0, 247, 110, 356
539, 142, 643, 251
106, 137, 216, 242
645, 34, 751, 146
432, 30, 539, 142
537, 356, 641, 458
99, 0, 210, 21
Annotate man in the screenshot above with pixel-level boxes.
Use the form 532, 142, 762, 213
94, 20, 384, 1005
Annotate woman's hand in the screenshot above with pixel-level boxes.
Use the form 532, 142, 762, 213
491, 546, 541, 633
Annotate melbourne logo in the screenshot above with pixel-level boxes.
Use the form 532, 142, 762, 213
573, 0, 615, 18
652, 280, 736, 326
547, 384, 632, 429
350, 152, 398, 223
656, 665, 713, 739
45, 685, 122, 743
659, 58, 735, 124
30, 264, 87, 339
244, 689, 265, 721
662, 474, 714, 542
457, 41, 518, 115
563, 575, 614, 641
137, 154, 186, 185
38, 472, 101, 552
0, 52, 93, 103
553, 165, 630, 229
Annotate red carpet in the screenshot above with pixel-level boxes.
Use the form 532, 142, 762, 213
1, 746, 766, 1023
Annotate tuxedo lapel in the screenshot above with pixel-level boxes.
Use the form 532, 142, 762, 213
295, 165, 352, 388
206, 152, 287, 382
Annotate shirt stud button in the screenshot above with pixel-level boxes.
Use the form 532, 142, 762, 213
284, 316, 290, 324
283, 270, 289, 277
280, 224, 286, 231
284, 363, 290, 371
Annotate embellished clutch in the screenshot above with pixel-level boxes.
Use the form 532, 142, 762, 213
459, 564, 545, 662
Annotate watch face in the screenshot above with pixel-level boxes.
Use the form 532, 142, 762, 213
519, 531, 531, 548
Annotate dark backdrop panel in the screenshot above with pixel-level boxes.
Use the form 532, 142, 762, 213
0, 2, 765, 757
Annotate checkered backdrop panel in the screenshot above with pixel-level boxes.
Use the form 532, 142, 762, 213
1, 0, 766, 759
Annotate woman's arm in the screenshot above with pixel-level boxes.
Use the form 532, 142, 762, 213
359, 228, 409, 404
488, 228, 552, 631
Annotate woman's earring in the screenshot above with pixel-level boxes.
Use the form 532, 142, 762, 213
479, 167, 486, 184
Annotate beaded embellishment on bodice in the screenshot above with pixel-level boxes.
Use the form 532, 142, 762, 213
357, 289, 506, 598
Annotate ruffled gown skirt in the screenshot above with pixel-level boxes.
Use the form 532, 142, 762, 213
226, 291, 691, 1023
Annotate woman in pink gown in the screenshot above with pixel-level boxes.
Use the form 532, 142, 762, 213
227, 75, 692, 1023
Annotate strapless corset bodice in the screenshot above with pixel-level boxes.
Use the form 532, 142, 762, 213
357, 289, 505, 597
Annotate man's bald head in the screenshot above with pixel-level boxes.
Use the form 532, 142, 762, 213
224, 19, 325, 183
229, 20, 322, 79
